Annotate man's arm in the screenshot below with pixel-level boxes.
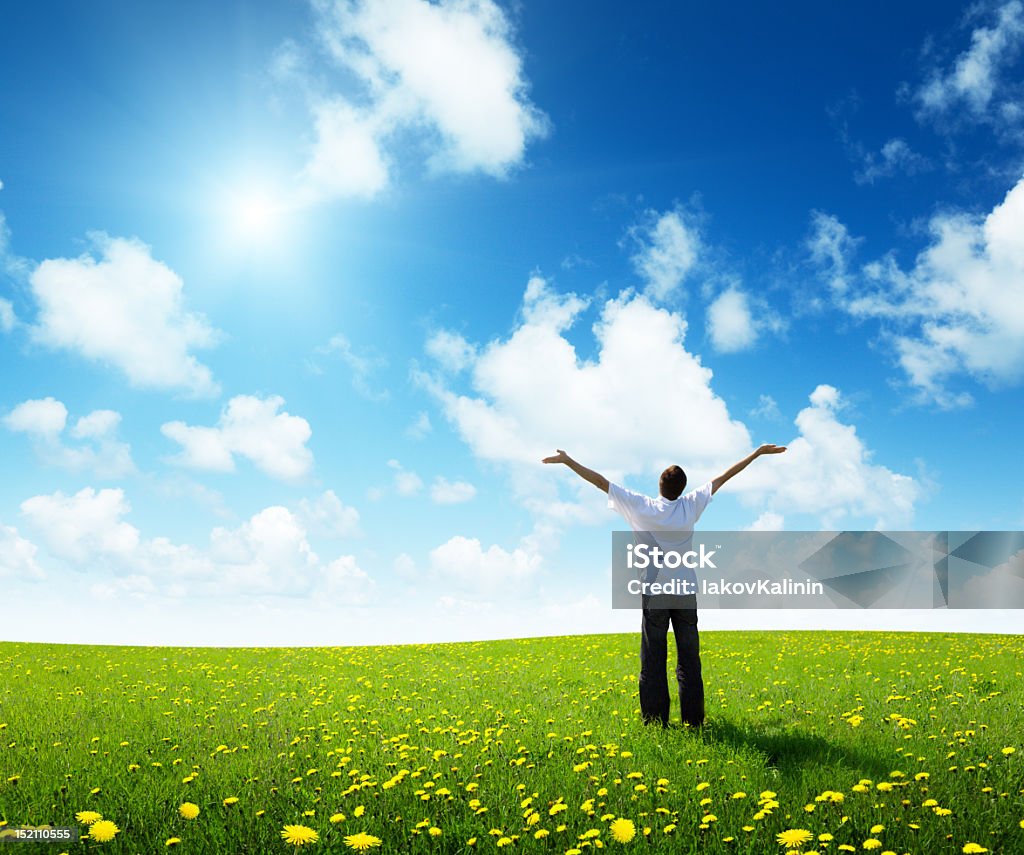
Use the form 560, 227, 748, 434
711, 443, 786, 495
542, 449, 610, 493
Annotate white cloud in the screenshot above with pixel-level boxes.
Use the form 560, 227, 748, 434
21, 488, 140, 563
854, 138, 931, 185
630, 210, 701, 300
18, 486, 373, 602
428, 534, 540, 598
405, 410, 432, 439
745, 511, 785, 531
0, 297, 14, 332
835, 175, 1024, 406
916, 1, 1024, 118
387, 458, 424, 496
296, 0, 547, 201
3, 398, 134, 478
298, 489, 361, 538
707, 287, 757, 352
807, 211, 860, 296
301, 100, 390, 201
162, 394, 313, 480
3, 397, 67, 437
314, 333, 388, 400
0, 523, 45, 579
322, 554, 375, 604
750, 394, 782, 421
737, 385, 920, 528
430, 476, 477, 504
29, 234, 219, 397
420, 277, 919, 530
420, 276, 751, 477
425, 329, 477, 372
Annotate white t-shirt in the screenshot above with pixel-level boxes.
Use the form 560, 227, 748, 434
608, 481, 714, 587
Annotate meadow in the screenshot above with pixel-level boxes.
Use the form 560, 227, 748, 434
1, 631, 1022, 854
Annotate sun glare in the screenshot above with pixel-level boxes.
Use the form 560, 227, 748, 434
228, 191, 281, 241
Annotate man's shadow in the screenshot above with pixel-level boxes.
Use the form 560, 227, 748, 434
673, 718, 893, 779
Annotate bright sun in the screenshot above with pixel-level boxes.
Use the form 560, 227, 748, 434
230, 192, 279, 238
221, 186, 293, 249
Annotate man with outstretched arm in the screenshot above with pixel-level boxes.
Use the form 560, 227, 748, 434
542, 444, 786, 728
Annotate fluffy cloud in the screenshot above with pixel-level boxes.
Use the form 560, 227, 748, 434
297, 0, 547, 201
405, 411, 432, 439
630, 210, 701, 300
21, 488, 140, 563
322, 554, 375, 604
915, 1, 1024, 120
707, 287, 757, 352
29, 234, 219, 397
162, 395, 313, 480
421, 277, 919, 528
298, 489, 361, 538
807, 211, 860, 296
428, 534, 540, 597
0, 523, 45, 579
387, 458, 424, 496
430, 476, 477, 504
854, 138, 931, 185
824, 175, 1024, 406
3, 398, 134, 478
425, 329, 477, 372
737, 386, 920, 528
421, 276, 751, 477
18, 486, 371, 601
0, 297, 14, 332
3, 397, 67, 437
313, 333, 388, 400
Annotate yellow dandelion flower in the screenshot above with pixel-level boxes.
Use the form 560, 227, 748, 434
838, 847, 856, 853
732, 791, 747, 799
166, 838, 181, 847
468, 838, 477, 846
75, 811, 103, 825
609, 818, 635, 843
223, 797, 239, 807
344, 832, 382, 851
330, 813, 345, 824
534, 829, 549, 839
870, 824, 884, 834
962, 845, 988, 854
1002, 747, 1015, 755
353, 806, 365, 818
429, 827, 441, 837
702, 814, 717, 823
664, 824, 676, 833
863, 839, 882, 850
777, 829, 813, 849
89, 820, 119, 843
281, 825, 319, 846
496, 838, 511, 847
179, 803, 199, 820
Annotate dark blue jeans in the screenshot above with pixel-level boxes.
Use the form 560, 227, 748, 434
639, 594, 704, 727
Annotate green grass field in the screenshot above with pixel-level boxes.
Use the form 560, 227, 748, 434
1, 631, 1023, 854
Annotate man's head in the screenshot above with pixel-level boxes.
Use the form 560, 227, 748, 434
659, 465, 687, 500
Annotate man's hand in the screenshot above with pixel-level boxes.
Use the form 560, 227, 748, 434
712, 443, 787, 495
541, 449, 609, 493
542, 449, 571, 465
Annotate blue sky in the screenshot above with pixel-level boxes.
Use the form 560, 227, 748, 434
2, 0, 1023, 644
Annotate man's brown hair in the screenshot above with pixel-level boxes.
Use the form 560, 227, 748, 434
659, 465, 687, 500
